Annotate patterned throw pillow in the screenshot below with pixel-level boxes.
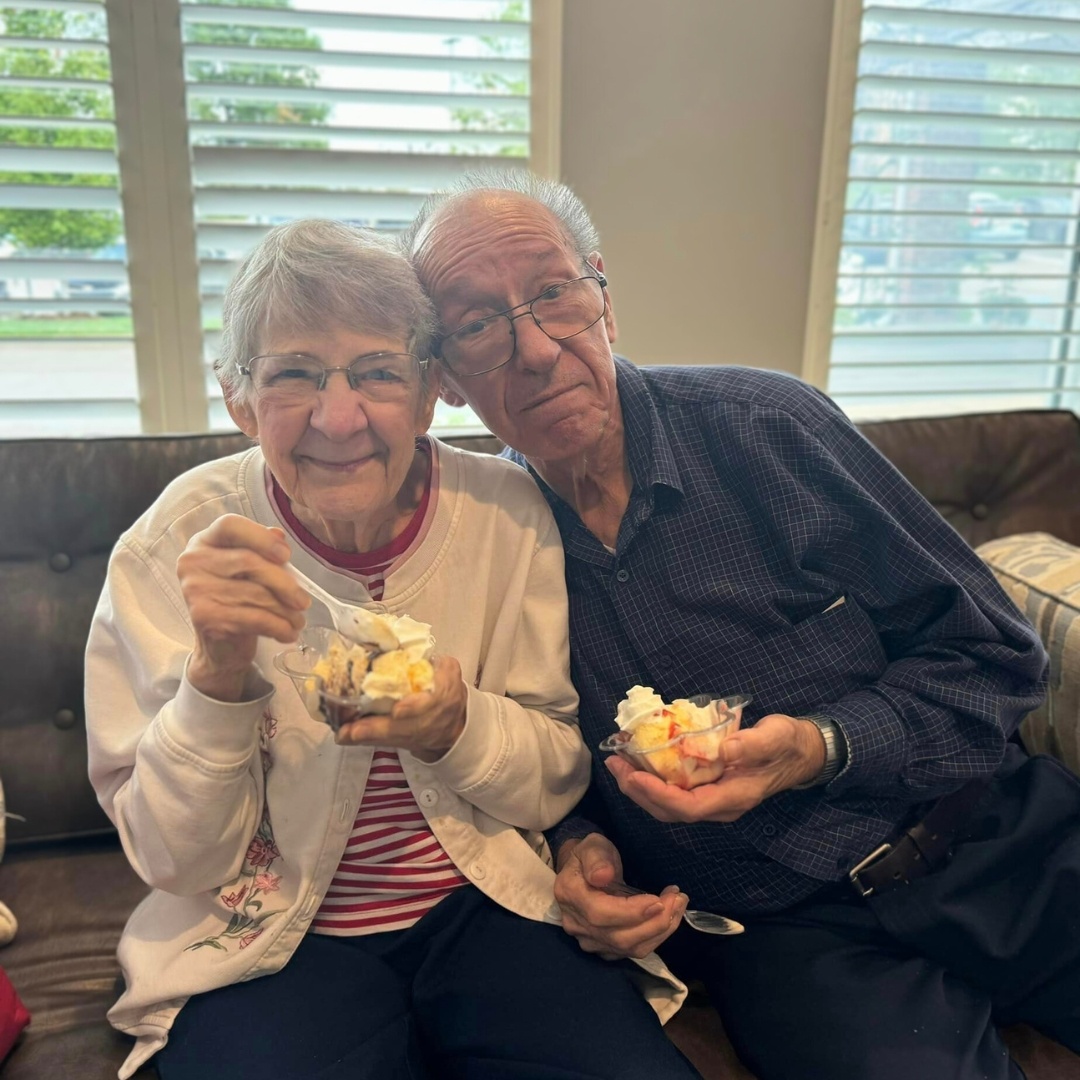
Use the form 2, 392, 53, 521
977, 532, 1080, 777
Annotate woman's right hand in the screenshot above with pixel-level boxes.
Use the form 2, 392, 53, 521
177, 514, 310, 701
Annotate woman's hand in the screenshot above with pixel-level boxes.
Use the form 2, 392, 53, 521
177, 514, 310, 701
605, 713, 826, 823
335, 654, 468, 761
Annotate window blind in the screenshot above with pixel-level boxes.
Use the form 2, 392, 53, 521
0, 0, 137, 437
827, 0, 1080, 421
179, 0, 531, 433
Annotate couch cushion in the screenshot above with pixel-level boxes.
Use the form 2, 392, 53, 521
0, 838, 155, 1079
977, 532, 1080, 776
859, 410, 1080, 549
0, 433, 251, 846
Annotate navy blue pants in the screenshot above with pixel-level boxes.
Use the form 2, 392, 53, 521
155, 885, 700, 1080
661, 750, 1080, 1080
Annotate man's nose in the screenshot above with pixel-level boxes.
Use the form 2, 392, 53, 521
309, 370, 371, 435
509, 309, 561, 373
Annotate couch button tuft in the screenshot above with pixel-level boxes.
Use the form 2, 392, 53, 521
54, 708, 78, 730
49, 552, 72, 572
971, 503, 990, 520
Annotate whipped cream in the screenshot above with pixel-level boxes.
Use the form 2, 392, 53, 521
615, 685, 666, 730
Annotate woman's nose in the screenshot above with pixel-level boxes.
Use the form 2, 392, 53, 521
308, 370, 370, 434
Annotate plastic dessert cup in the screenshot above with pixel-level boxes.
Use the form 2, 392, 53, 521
274, 625, 386, 732
599, 693, 751, 790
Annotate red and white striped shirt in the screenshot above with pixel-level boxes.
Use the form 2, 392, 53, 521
274, 441, 467, 934
310, 749, 468, 935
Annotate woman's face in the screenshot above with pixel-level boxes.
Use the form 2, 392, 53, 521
226, 323, 437, 543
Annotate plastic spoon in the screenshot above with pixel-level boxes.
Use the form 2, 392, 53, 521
284, 563, 397, 651
602, 880, 745, 936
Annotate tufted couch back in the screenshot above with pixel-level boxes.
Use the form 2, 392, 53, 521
1, 411, 1078, 850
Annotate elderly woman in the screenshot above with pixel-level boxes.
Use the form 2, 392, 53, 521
85, 220, 693, 1080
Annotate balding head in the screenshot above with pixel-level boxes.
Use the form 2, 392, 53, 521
400, 169, 600, 290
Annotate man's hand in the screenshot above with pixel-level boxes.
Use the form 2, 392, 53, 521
553, 833, 687, 960
606, 713, 826, 823
335, 655, 468, 761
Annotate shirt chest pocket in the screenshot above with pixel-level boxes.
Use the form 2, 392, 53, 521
753, 596, 888, 714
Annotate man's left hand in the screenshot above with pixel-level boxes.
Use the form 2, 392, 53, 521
605, 713, 826, 823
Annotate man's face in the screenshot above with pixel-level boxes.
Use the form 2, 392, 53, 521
414, 192, 619, 465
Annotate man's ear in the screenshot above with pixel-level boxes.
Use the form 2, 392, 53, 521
589, 251, 618, 345
225, 392, 259, 440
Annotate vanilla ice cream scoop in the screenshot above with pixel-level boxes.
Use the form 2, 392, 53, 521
275, 611, 436, 731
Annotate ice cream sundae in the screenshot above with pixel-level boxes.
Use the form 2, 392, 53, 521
600, 685, 749, 789
275, 612, 435, 731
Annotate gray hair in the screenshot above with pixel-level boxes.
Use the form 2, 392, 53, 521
216, 218, 438, 402
398, 169, 600, 269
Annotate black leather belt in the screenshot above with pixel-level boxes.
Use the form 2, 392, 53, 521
849, 779, 990, 899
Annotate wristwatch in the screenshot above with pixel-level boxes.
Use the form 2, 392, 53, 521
795, 714, 848, 788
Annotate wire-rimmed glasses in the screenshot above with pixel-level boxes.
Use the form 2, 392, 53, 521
237, 352, 427, 406
435, 273, 608, 378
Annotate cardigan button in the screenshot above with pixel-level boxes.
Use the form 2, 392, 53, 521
471, 861, 487, 879
418, 788, 439, 808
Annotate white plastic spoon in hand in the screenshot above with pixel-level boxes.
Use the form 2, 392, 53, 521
602, 881, 745, 935
284, 563, 397, 650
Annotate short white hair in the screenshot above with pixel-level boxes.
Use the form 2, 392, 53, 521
216, 218, 437, 403
398, 169, 600, 271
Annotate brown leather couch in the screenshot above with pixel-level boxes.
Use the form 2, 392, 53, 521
2, 410, 1080, 1080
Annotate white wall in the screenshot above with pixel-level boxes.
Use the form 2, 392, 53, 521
559, 0, 835, 376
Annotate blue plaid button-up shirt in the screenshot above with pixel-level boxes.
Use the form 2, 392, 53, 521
511, 358, 1047, 915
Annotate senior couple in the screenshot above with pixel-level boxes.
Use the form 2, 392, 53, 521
86, 173, 1079, 1080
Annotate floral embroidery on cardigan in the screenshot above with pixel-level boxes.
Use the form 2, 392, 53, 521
186, 710, 285, 953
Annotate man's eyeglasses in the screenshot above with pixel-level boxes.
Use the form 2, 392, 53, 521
237, 352, 426, 406
435, 273, 607, 378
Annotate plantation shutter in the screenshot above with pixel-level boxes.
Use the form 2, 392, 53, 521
178, 0, 532, 432
0, 0, 539, 437
826, 0, 1080, 421
0, 0, 136, 436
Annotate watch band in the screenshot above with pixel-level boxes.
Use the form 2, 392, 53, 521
794, 714, 847, 788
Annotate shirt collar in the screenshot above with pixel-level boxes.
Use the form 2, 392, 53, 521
613, 356, 683, 500
507, 356, 684, 553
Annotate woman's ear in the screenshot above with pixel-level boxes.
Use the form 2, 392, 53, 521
225, 392, 259, 440
414, 362, 441, 434
439, 385, 468, 408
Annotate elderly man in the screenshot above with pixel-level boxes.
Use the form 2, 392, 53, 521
400, 172, 1080, 1080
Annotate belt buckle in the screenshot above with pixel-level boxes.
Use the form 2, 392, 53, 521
848, 842, 893, 898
